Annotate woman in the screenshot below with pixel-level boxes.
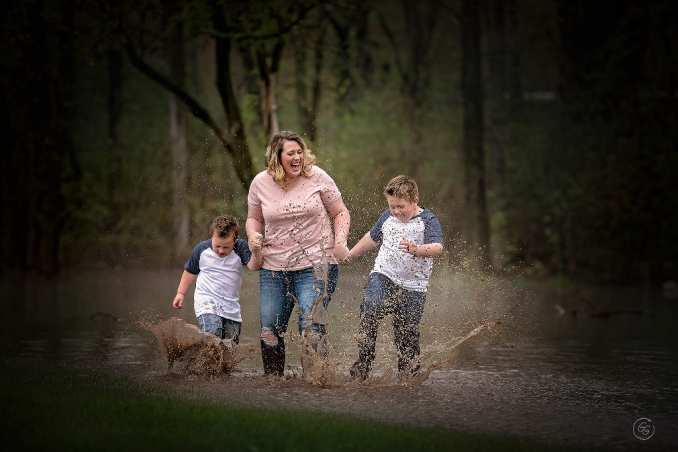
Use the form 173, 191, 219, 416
246, 131, 351, 376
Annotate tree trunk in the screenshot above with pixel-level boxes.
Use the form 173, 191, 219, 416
257, 40, 284, 139
461, 0, 491, 268
167, 18, 190, 264
308, 35, 324, 143
487, 0, 507, 270
506, 0, 523, 118
212, 7, 256, 186
294, 37, 309, 135
107, 48, 123, 148
294, 24, 325, 143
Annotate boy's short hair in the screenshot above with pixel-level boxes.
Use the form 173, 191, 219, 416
384, 175, 419, 203
210, 215, 239, 239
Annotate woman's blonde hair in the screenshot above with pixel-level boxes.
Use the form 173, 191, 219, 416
265, 131, 316, 189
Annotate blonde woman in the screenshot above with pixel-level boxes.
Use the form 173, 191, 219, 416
246, 131, 351, 376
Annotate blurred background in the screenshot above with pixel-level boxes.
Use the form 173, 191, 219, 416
1, 0, 677, 285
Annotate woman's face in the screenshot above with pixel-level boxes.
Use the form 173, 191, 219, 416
280, 140, 303, 179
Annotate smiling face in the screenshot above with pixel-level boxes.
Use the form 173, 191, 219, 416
386, 195, 419, 223
211, 233, 236, 258
280, 139, 303, 179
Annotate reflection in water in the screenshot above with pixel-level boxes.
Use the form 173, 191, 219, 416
1, 268, 677, 450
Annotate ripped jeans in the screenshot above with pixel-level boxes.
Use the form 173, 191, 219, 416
259, 264, 339, 375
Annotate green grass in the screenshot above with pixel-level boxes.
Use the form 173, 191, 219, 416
0, 360, 578, 452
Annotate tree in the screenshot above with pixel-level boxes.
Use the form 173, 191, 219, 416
120, 0, 315, 190
0, 0, 77, 276
165, 4, 190, 264
461, 0, 490, 268
485, 0, 507, 270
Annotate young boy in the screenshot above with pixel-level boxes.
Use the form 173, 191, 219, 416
346, 175, 443, 380
172, 215, 263, 343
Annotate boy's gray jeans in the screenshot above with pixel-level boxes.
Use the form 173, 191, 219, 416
198, 314, 241, 344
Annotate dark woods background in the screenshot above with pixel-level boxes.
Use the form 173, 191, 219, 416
1, 0, 677, 285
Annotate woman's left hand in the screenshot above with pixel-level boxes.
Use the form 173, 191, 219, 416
333, 243, 351, 263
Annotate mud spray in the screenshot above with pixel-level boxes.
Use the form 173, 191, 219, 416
143, 248, 535, 386
142, 317, 253, 376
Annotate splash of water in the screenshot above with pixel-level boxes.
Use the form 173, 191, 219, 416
142, 317, 253, 376
299, 263, 333, 385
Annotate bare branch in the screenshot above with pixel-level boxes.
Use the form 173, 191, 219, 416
124, 35, 232, 151
202, 5, 315, 42
430, 0, 461, 23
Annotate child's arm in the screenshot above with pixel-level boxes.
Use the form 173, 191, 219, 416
398, 238, 443, 258
173, 270, 198, 309
247, 232, 264, 270
348, 233, 379, 262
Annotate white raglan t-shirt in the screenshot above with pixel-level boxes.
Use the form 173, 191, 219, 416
369, 208, 443, 292
184, 238, 252, 322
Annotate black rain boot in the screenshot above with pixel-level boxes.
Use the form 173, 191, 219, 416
261, 340, 285, 376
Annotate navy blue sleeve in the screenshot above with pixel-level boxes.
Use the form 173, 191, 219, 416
422, 211, 444, 245
369, 210, 393, 243
184, 240, 212, 275
234, 238, 252, 266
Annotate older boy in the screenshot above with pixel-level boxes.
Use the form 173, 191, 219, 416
173, 215, 263, 343
347, 176, 443, 380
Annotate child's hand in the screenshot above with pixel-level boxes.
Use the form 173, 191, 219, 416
249, 232, 263, 252
173, 294, 184, 309
340, 252, 353, 265
399, 237, 419, 255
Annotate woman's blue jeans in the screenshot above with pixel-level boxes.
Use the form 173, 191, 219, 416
259, 264, 339, 375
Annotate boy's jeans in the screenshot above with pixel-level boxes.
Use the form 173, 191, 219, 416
354, 272, 426, 375
198, 314, 241, 344
259, 264, 339, 375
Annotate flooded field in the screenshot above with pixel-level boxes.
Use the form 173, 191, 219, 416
1, 267, 677, 450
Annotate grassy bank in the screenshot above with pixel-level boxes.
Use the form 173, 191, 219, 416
0, 360, 577, 452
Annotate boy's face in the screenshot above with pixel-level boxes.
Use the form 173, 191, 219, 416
212, 233, 236, 258
386, 195, 419, 223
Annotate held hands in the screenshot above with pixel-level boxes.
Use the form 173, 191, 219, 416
249, 232, 264, 252
172, 293, 184, 309
399, 237, 419, 256
333, 242, 351, 265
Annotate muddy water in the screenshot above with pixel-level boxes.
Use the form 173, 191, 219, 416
1, 268, 677, 450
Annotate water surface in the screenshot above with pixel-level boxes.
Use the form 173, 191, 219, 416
1, 268, 676, 450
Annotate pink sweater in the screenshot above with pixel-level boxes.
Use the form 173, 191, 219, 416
247, 166, 341, 271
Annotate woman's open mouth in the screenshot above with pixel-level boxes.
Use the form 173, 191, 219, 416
291, 162, 300, 171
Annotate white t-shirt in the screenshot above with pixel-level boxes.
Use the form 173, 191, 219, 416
184, 238, 252, 322
369, 208, 443, 292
